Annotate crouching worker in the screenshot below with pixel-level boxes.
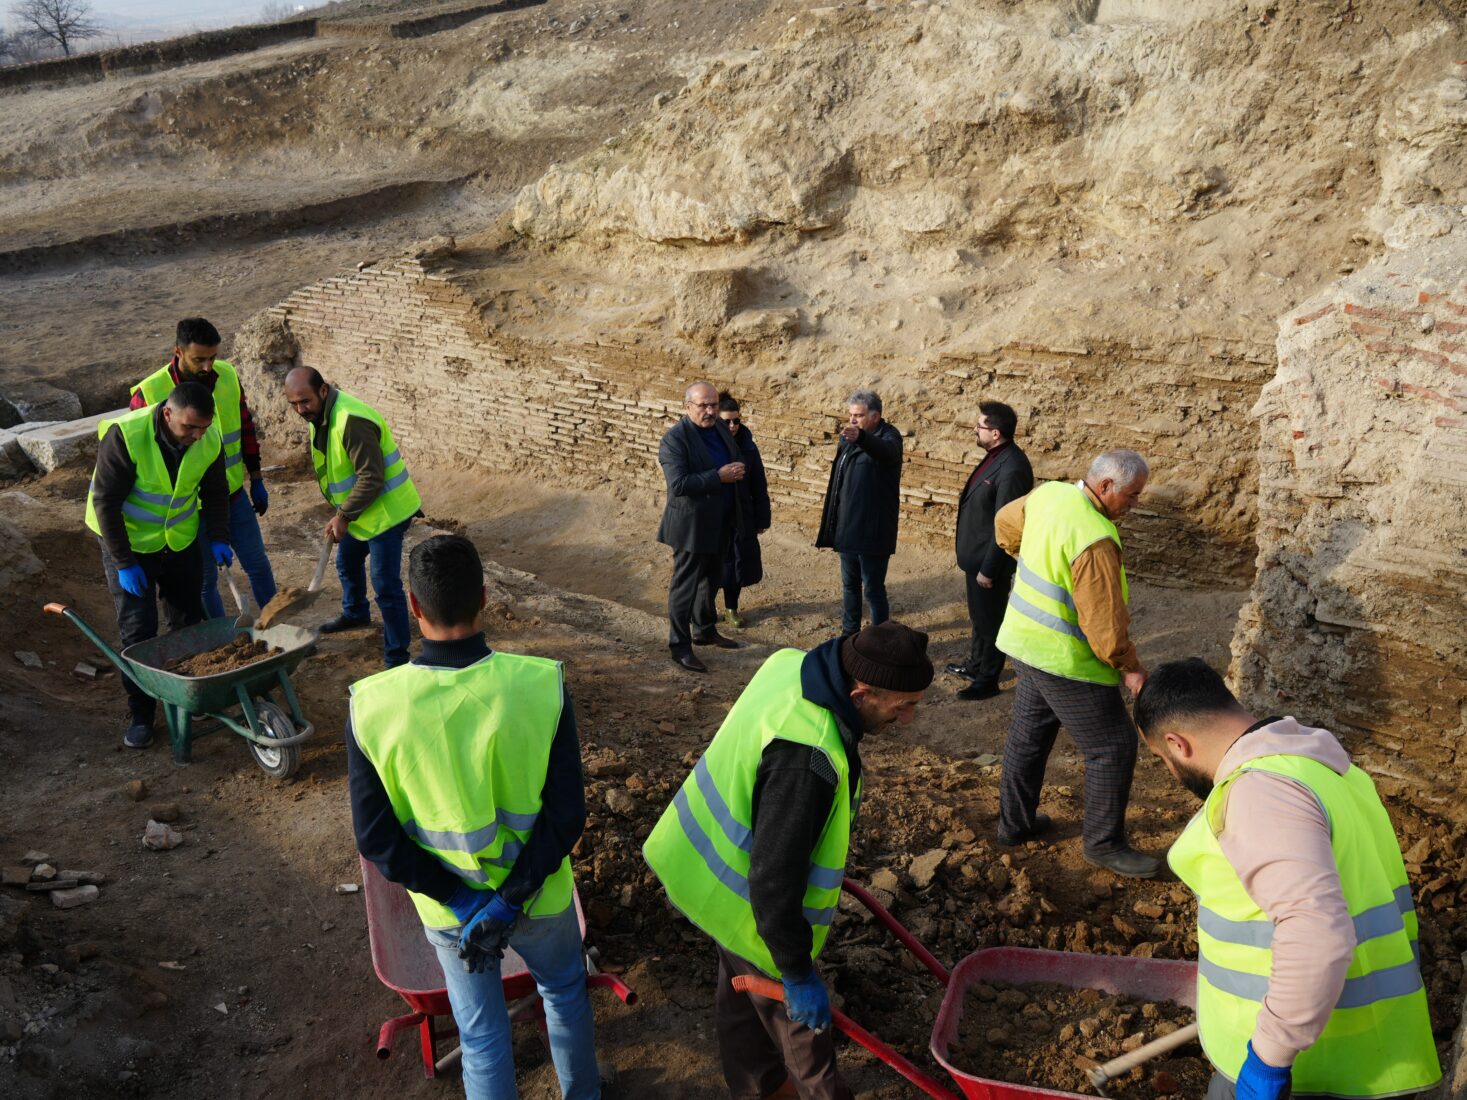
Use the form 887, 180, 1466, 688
347, 534, 600, 1100
644, 622, 934, 1100
1135, 659, 1440, 1100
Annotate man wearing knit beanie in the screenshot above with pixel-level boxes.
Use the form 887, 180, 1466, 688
644, 620, 933, 1100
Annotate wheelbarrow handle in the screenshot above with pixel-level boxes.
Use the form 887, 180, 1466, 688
43, 602, 138, 686
731, 975, 961, 1100
842, 877, 951, 984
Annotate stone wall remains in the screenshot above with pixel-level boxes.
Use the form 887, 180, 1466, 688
1232, 207, 1467, 804
238, 252, 1273, 584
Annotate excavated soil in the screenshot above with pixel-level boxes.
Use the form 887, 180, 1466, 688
951, 980, 1205, 1097
254, 586, 308, 631
167, 635, 278, 678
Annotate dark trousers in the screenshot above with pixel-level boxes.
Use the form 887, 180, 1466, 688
723, 581, 742, 612
715, 947, 852, 1100
964, 568, 1011, 683
838, 552, 889, 634
99, 538, 204, 726
999, 659, 1138, 853
668, 524, 731, 652
336, 515, 412, 668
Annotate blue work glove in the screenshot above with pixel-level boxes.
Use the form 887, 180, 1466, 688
1236, 1042, 1293, 1100
210, 540, 233, 568
117, 564, 148, 598
250, 479, 269, 516
781, 968, 831, 1033
457, 891, 521, 974
445, 883, 492, 926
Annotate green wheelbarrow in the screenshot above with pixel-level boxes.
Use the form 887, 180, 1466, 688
45, 602, 317, 778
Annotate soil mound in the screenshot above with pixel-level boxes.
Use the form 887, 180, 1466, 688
167, 634, 278, 677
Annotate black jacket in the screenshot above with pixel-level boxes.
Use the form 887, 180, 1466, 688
346, 633, 586, 911
747, 636, 864, 978
816, 420, 903, 557
722, 426, 771, 590
656, 416, 746, 554
91, 404, 230, 567
955, 442, 1034, 577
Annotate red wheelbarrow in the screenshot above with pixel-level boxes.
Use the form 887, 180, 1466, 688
734, 878, 1199, 1100
360, 857, 638, 1077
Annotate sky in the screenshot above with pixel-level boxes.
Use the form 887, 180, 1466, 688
86, 1, 304, 40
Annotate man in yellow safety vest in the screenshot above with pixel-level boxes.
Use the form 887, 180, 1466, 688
129, 317, 278, 619
644, 621, 934, 1100
1135, 659, 1441, 1100
283, 366, 422, 668
84, 382, 231, 748
348, 534, 599, 1099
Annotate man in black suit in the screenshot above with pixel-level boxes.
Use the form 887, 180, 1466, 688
657, 380, 747, 673
949, 400, 1034, 700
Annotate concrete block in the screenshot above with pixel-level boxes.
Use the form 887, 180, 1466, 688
0, 382, 82, 426
16, 408, 125, 473
0, 429, 35, 480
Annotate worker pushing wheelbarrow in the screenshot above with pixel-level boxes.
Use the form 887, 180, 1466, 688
46, 602, 315, 778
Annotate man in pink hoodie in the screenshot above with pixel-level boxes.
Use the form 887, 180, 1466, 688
1134, 659, 1440, 1100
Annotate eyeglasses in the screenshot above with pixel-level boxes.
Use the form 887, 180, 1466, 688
721, 416, 742, 425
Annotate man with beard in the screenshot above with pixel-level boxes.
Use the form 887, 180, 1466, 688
283, 367, 423, 668
1134, 659, 1440, 1100
643, 621, 934, 1100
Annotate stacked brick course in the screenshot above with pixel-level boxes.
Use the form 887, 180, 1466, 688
243, 255, 1273, 584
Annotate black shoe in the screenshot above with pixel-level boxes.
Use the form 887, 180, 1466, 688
1083, 846, 1162, 879
319, 614, 371, 634
957, 680, 1000, 701
124, 722, 154, 750
692, 631, 741, 650
945, 662, 976, 681
671, 651, 708, 673
996, 812, 1052, 847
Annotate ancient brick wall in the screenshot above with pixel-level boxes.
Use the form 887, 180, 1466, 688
1231, 209, 1467, 804
240, 254, 1272, 584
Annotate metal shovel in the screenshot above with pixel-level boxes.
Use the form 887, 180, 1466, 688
1079, 1021, 1200, 1095
253, 536, 335, 630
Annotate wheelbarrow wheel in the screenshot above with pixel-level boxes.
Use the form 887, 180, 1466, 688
249, 700, 302, 779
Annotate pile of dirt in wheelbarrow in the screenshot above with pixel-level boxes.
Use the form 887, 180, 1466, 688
952, 980, 1207, 1096
167, 634, 280, 677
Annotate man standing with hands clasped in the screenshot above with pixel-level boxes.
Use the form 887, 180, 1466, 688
1135, 659, 1440, 1100
948, 400, 1033, 701
657, 380, 746, 673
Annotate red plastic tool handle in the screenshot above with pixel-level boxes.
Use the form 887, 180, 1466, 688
842, 877, 951, 984
731, 975, 960, 1100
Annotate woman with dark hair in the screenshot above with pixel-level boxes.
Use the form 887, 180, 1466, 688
717, 393, 771, 627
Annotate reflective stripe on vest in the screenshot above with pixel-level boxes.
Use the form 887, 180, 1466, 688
642, 648, 859, 976
311, 390, 422, 541
133, 360, 246, 493
995, 480, 1127, 685
1168, 751, 1441, 1097
349, 653, 573, 929
83, 406, 222, 554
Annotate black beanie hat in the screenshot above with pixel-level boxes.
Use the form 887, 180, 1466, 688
840, 620, 934, 692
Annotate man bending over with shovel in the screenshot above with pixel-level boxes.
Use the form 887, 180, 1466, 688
348, 534, 599, 1100
644, 621, 933, 1100
1135, 659, 1439, 1100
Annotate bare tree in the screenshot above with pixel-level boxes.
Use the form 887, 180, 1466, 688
9, 0, 101, 57
259, 1, 297, 21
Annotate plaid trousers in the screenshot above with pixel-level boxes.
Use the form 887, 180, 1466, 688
998, 659, 1139, 853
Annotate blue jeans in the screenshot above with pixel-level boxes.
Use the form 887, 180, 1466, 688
839, 552, 890, 634
426, 906, 600, 1100
336, 515, 412, 666
200, 489, 278, 618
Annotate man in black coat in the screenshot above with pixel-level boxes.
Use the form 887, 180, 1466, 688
949, 400, 1034, 700
657, 380, 747, 673
816, 389, 903, 634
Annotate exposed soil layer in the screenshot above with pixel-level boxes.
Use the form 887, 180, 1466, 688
952, 980, 1205, 1097
167, 635, 278, 678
